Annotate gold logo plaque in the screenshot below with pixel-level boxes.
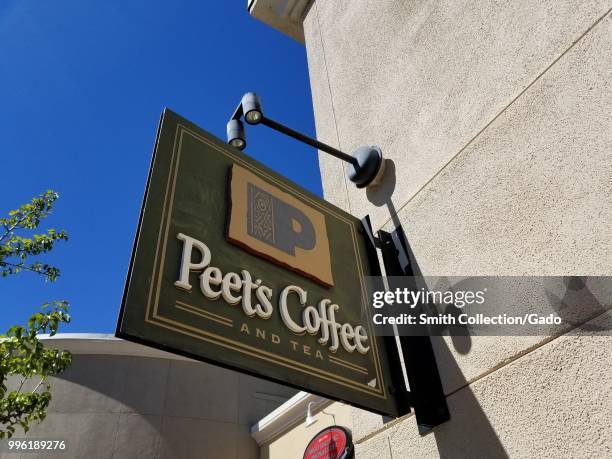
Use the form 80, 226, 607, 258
227, 164, 334, 287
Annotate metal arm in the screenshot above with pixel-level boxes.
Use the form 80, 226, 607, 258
259, 116, 359, 167
227, 92, 385, 188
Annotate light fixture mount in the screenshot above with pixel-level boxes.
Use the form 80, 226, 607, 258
227, 92, 385, 189
347, 145, 386, 189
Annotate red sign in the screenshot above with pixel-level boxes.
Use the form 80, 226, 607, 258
303, 426, 354, 459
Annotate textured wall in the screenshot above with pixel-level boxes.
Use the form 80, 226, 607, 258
354, 312, 612, 458
1, 354, 296, 459
303, 0, 612, 457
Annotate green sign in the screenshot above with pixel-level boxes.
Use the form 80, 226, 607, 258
117, 109, 401, 416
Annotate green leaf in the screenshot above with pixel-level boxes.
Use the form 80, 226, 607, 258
0, 192, 72, 437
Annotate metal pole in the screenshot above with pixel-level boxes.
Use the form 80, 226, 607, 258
260, 116, 359, 166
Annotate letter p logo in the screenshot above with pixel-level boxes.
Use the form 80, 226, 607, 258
247, 183, 316, 256
228, 165, 333, 287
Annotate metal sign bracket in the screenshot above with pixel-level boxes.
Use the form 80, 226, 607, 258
360, 216, 450, 435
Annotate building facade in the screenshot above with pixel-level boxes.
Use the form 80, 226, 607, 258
4, 3, 610, 458
250, 0, 612, 457
3, 335, 296, 459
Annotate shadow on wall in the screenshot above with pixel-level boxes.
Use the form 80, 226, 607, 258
367, 159, 473, 355
366, 159, 509, 458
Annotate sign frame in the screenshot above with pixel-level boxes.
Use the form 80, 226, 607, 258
115, 108, 409, 418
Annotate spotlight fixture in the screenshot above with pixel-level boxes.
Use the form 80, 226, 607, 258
242, 92, 263, 125
226, 92, 385, 188
226, 119, 246, 150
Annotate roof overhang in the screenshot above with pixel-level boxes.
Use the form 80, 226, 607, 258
247, 0, 313, 44
38, 333, 195, 361
250, 391, 332, 445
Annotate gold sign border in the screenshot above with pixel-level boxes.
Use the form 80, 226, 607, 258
143, 123, 388, 400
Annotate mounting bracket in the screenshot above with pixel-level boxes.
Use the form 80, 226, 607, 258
360, 216, 450, 434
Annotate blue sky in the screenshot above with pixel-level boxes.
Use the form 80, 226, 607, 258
0, 1, 320, 333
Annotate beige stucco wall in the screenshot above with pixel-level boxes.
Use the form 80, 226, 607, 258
300, 0, 612, 457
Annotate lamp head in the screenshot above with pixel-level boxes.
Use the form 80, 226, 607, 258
227, 119, 246, 150
242, 92, 263, 125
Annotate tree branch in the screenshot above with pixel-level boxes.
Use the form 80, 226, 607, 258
31, 377, 46, 394
0, 211, 36, 244
0, 261, 47, 276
